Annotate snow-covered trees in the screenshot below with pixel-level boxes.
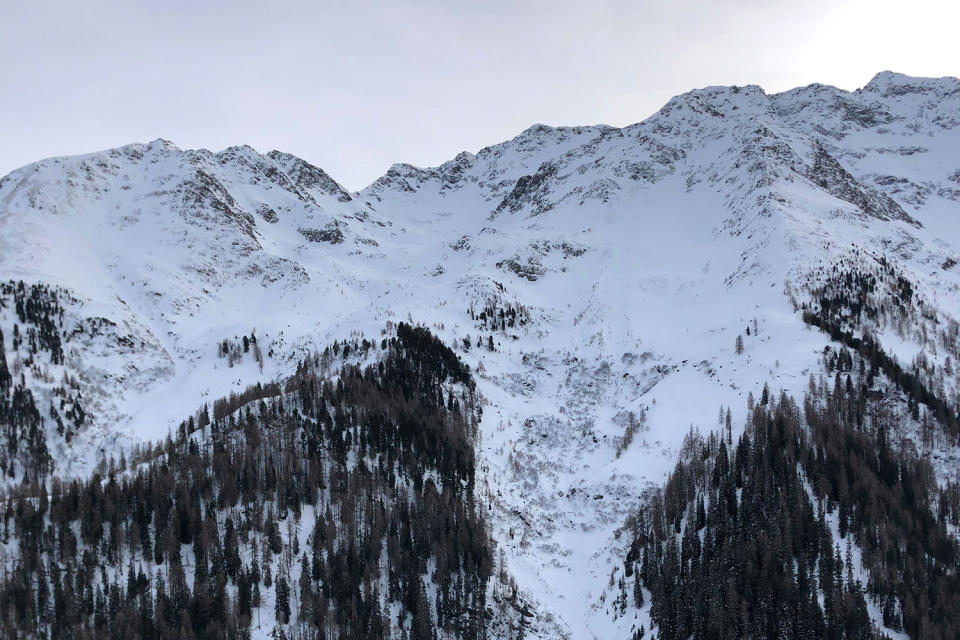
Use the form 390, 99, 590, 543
0, 325, 490, 639
614, 409, 647, 458
625, 379, 960, 639
218, 331, 263, 368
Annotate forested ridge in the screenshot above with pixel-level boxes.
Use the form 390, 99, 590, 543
621, 368, 960, 639
4, 270, 960, 640
0, 323, 492, 640
795, 253, 960, 441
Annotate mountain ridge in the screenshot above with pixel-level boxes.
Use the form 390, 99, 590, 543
1, 70, 959, 639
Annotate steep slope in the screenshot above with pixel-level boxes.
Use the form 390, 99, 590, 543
0, 325, 499, 639
352, 72, 960, 637
0, 71, 959, 639
0, 139, 393, 476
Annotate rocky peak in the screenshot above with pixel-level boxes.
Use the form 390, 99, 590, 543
266, 150, 353, 203
861, 70, 960, 98
657, 84, 770, 121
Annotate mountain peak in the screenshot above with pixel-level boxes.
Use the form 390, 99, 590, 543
216, 144, 261, 159
658, 83, 769, 120
2, 70, 960, 640
146, 137, 181, 152
861, 70, 960, 96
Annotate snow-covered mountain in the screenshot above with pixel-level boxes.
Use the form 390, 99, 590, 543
1, 71, 959, 638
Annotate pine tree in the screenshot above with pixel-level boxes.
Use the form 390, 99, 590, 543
275, 575, 290, 625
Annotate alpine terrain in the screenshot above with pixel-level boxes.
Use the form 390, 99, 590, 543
1, 71, 960, 639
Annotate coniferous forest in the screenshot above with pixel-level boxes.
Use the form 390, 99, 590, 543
3, 284, 960, 640
622, 370, 960, 640
0, 281, 76, 483
0, 323, 492, 639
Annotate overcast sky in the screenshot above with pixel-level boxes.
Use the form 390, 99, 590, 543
2, 0, 957, 190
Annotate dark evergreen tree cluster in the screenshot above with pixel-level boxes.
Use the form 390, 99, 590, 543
0, 323, 491, 639
797, 255, 960, 439
218, 331, 263, 370
624, 376, 960, 640
802, 375, 959, 638
469, 298, 529, 334
463, 296, 531, 353
1, 280, 66, 366
0, 281, 82, 482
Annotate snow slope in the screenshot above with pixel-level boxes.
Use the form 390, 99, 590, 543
1, 71, 959, 637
